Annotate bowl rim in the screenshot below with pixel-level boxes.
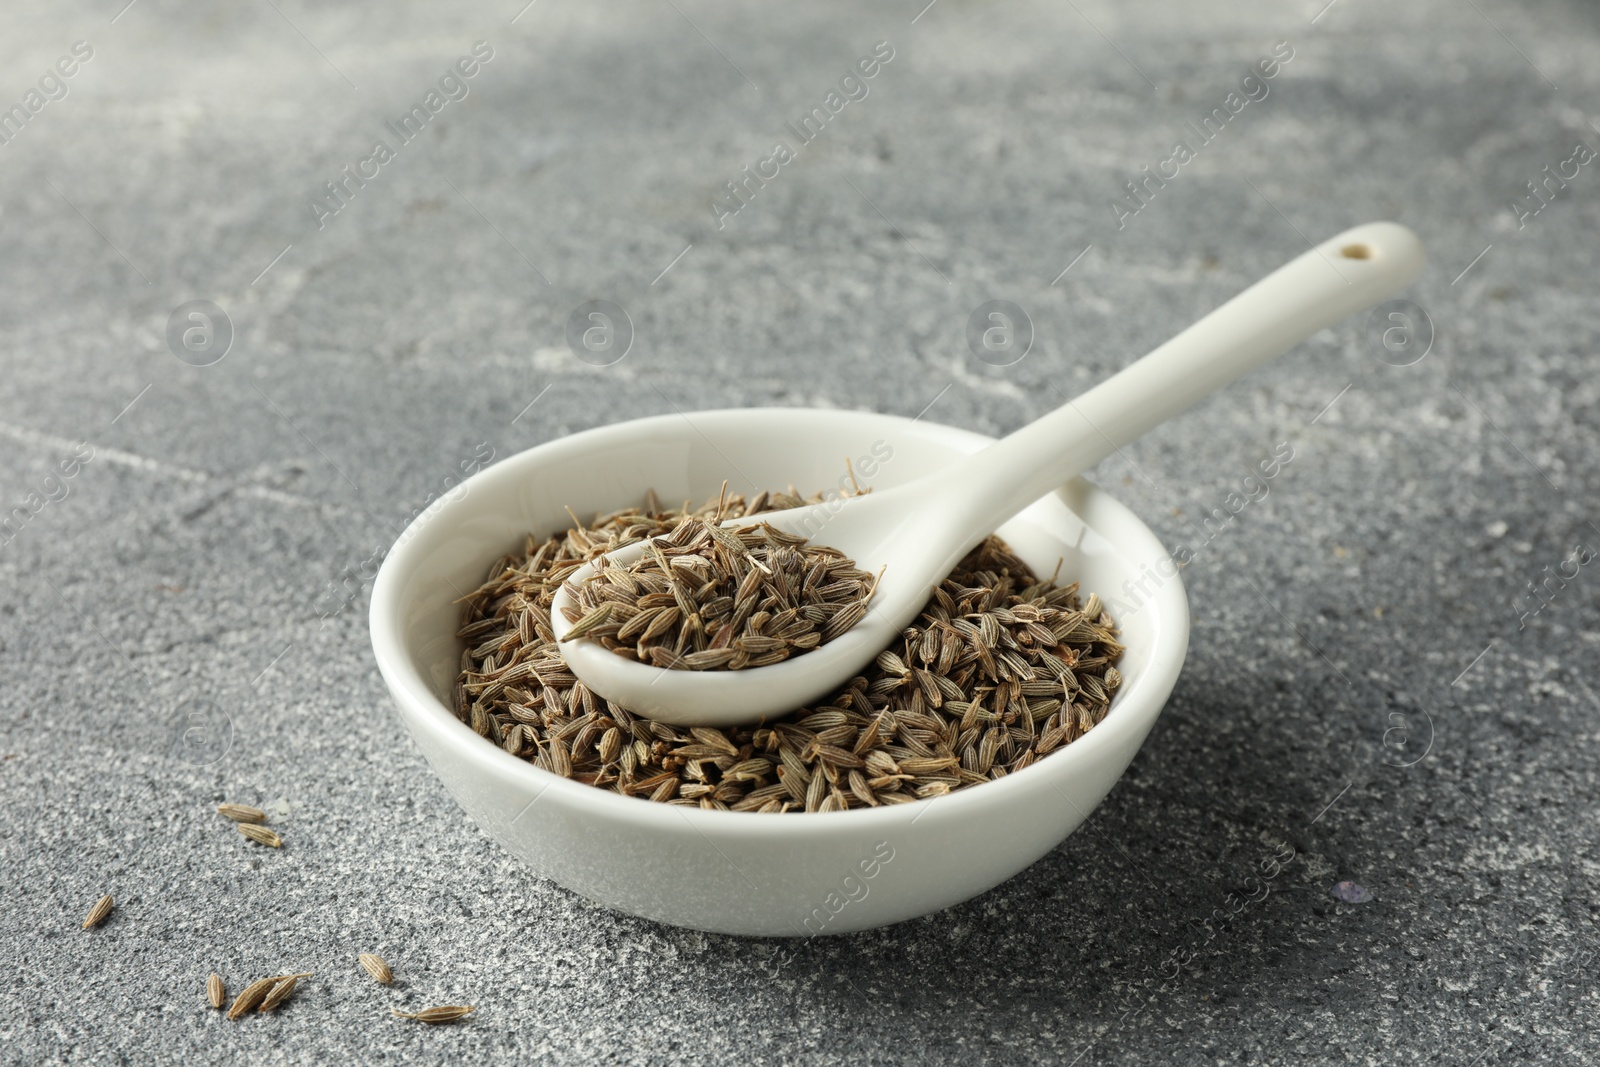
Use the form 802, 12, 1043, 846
369, 407, 1189, 840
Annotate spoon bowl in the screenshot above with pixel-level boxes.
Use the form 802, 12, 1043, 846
369, 408, 1188, 934
549, 486, 932, 725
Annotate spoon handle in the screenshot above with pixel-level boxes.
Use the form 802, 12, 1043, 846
946, 221, 1424, 525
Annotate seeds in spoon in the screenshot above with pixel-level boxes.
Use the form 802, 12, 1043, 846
358, 953, 393, 984
394, 1005, 477, 1024
560, 602, 614, 642
238, 824, 282, 848
81, 894, 114, 929
216, 803, 267, 824
559, 514, 876, 671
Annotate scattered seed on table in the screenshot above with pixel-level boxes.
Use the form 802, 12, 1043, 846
81, 894, 114, 929
226, 978, 279, 1020
238, 824, 282, 848
358, 953, 393, 984
206, 973, 226, 1009
394, 1005, 477, 1024
216, 804, 267, 824
257, 976, 299, 1013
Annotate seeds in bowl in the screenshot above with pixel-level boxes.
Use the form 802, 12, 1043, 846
454, 488, 1123, 813
558, 511, 876, 671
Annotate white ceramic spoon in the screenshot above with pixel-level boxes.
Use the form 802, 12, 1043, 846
552, 221, 1424, 725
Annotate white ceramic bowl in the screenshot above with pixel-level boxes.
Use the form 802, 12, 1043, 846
369, 408, 1188, 936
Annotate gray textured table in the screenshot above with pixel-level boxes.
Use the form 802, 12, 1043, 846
3, 0, 1597, 1063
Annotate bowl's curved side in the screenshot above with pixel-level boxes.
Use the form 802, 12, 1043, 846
370, 408, 1188, 935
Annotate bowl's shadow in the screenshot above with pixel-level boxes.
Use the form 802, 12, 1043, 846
660, 675, 1361, 1040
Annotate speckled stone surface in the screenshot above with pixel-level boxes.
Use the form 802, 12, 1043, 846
2, 0, 1598, 1063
